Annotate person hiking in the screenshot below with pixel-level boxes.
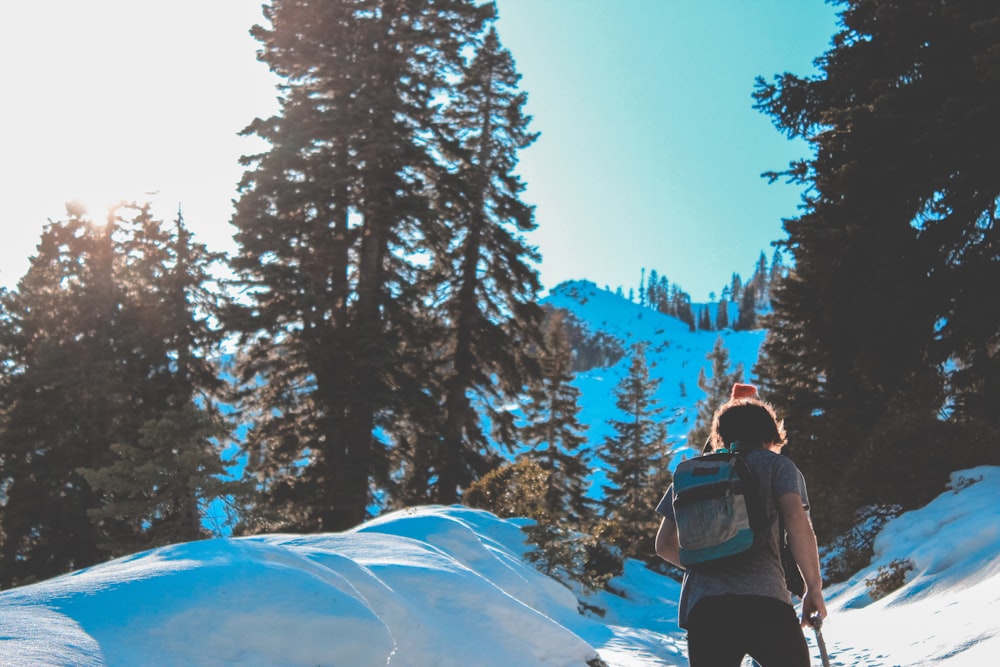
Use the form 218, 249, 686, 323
654, 383, 827, 667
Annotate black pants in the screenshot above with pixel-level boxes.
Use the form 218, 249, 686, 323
686, 595, 811, 667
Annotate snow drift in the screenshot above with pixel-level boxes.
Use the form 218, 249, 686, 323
3, 467, 1000, 666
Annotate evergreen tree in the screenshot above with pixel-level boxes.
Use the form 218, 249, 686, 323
715, 297, 730, 330
734, 285, 758, 330
424, 25, 544, 504
768, 249, 786, 295
638, 268, 646, 307
518, 309, 592, 526
78, 206, 240, 556
79, 405, 237, 556
0, 212, 111, 585
753, 0, 1000, 536
736, 250, 769, 324
228, 0, 489, 531
0, 206, 233, 586
674, 291, 695, 331
654, 275, 670, 314
698, 306, 713, 332
646, 269, 660, 311
687, 337, 745, 452
596, 344, 672, 561
728, 273, 743, 306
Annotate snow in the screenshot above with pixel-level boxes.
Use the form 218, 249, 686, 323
3, 282, 998, 665
3, 468, 1000, 666
543, 280, 765, 468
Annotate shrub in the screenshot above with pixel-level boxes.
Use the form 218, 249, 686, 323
821, 503, 902, 584
464, 458, 549, 521
865, 558, 914, 601
464, 459, 624, 595
523, 522, 623, 594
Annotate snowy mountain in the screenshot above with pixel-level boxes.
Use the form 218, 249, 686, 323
541, 279, 765, 462
3, 280, 998, 666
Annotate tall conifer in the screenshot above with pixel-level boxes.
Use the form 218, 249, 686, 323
518, 310, 591, 526
753, 0, 1000, 535
596, 344, 672, 560
228, 0, 489, 530
0, 212, 114, 585
426, 24, 544, 504
79, 206, 238, 556
687, 337, 744, 452
0, 206, 233, 585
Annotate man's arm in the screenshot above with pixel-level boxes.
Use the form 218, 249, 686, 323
655, 516, 683, 569
778, 491, 828, 625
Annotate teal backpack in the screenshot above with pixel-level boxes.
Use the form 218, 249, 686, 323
671, 443, 770, 569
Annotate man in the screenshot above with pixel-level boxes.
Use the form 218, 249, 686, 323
655, 384, 827, 667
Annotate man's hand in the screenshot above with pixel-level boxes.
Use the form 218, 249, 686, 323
801, 588, 827, 627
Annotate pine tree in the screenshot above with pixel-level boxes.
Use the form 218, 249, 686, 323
424, 24, 544, 504
728, 273, 743, 306
675, 292, 695, 331
0, 212, 112, 585
228, 0, 490, 531
646, 269, 659, 310
752, 0, 1000, 536
768, 249, 786, 296
638, 268, 646, 307
734, 285, 758, 330
78, 206, 240, 556
79, 405, 236, 555
654, 275, 670, 314
698, 306, 713, 332
735, 250, 769, 326
596, 344, 672, 561
518, 309, 592, 526
0, 206, 234, 585
687, 337, 745, 453
715, 298, 730, 330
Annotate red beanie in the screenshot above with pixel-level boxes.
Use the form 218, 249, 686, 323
731, 383, 758, 400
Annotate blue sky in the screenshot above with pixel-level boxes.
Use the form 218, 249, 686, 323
494, 0, 840, 300
1, 1, 839, 302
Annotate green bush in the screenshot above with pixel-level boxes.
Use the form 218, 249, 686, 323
821, 504, 902, 584
523, 522, 622, 594
865, 558, 914, 601
464, 458, 549, 521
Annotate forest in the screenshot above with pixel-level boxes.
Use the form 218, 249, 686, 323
1, 0, 999, 590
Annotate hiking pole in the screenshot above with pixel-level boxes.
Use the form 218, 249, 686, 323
808, 613, 830, 667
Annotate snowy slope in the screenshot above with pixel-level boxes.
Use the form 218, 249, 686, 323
2, 467, 999, 666
0, 505, 680, 667
542, 280, 765, 462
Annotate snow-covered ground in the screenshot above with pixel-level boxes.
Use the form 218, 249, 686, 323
2, 465, 998, 666
5, 282, 996, 665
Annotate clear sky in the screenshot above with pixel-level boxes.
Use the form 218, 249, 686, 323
1, 0, 840, 301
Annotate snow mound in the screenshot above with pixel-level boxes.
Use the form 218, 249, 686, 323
0, 505, 605, 667
5, 467, 1000, 666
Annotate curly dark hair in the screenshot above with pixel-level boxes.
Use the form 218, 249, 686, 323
708, 398, 787, 452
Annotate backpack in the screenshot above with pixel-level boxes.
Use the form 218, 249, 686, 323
671, 445, 770, 569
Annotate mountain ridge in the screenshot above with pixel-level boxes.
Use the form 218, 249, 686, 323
540, 279, 766, 463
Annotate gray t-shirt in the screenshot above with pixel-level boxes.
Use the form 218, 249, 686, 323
655, 448, 809, 628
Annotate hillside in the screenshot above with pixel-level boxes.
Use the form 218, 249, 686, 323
541, 279, 766, 463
